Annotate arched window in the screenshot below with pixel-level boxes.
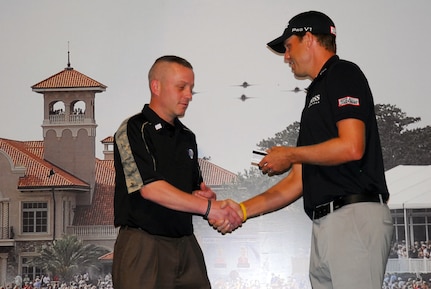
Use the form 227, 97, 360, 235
49, 101, 65, 115
71, 100, 86, 115
70, 100, 86, 123
49, 101, 66, 123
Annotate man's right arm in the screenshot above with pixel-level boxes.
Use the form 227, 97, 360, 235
242, 163, 303, 218
211, 163, 303, 232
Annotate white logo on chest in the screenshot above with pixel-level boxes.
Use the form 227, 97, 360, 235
308, 95, 321, 108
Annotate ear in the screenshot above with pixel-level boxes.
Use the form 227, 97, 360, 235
150, 79, 160, 96
304, 32, 314, 47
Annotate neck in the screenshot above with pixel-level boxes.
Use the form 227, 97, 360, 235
311, 52, 335, 79
149, 102, 175, 125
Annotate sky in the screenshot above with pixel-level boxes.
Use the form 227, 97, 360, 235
1, 0, 431, 174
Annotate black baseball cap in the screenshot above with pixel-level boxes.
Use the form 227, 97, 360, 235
267, 11, 336, 53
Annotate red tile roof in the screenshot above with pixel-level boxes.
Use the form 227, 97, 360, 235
99, 251, 113, 261
73, 183, 114, 226
31, 68, 107, 91
198, 158, 237, 186
0, 138, 88, 189
100, 136, 114, 144
72, 159, 115, 226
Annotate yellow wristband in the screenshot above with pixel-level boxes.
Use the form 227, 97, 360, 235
239, 202, 247, 222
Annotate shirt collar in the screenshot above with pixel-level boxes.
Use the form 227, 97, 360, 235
141, 104, 183, 131
316, 55, 339, 79
307, 55, 339, 93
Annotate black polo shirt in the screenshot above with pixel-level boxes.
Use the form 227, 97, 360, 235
297, 55, 389, 219
114, 104, 202, 237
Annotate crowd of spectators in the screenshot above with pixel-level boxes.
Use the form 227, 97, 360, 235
49, 109, 64, 115
383, 273, 431, 289
211, 273, 311, 289
2, 273, 112, 289
2, 272, 312, 289
390, 240, 431, 259
49, 108, 84, 115
6, 266, 431, 289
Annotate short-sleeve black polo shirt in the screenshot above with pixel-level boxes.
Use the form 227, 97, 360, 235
114, 104, 202, 237
298, 56, 389, 219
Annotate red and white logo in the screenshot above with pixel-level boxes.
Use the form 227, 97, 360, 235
330, 26, 337, 36
338, 96, 359, 107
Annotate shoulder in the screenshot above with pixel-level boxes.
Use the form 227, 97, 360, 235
122, 112, 150, 129
329, 58, 362, 74
114, 112, 148, 143
326, 58, 367, 84
175, 118, 196, 137
182, 125, 196, 136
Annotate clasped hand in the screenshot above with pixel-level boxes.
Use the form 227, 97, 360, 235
193, 183, 243, 234
207, 199, 243, 234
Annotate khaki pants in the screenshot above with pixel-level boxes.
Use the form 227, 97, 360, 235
309, 202, 393, 289
112, 227, 211, 289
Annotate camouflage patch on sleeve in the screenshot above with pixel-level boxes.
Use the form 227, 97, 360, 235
115, 118, 144, 194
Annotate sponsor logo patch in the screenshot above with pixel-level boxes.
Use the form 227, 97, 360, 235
308, 94, 320, 108
338, 96, 359, 107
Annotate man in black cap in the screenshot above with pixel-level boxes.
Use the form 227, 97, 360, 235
216, 11, 394, 289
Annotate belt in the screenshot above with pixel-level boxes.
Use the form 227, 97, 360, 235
120, 225, 144, 231
312, 193, 386, 220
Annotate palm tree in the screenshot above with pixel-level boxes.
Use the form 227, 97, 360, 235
30, 235, 108, 283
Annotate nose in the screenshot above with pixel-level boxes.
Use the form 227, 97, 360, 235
284, 50, 291, 63
185, 88, 193, 100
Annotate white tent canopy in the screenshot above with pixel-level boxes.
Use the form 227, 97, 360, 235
385, 165, 431, 210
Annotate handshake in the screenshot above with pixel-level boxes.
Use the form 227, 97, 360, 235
206, 199, 245, 235
194, 183, 247, 234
